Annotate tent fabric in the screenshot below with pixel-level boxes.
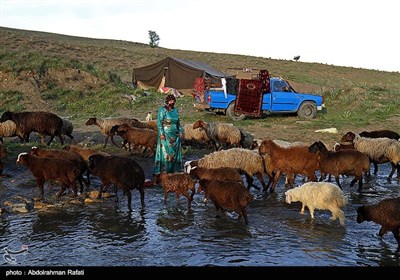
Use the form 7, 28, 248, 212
132, 57, 233, 90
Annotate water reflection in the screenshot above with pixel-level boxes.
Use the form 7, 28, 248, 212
85, 206, 146, 244
1, 161, 400, 266
357, 243, 400, 266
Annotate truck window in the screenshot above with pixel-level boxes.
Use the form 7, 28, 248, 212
273, 80, 289, 92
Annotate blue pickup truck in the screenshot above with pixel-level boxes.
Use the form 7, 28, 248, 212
198, 71, 325, 121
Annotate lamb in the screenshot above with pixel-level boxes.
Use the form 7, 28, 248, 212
154, 172, 196, 209
0, 143, 6, 176
0, 111, 64, 145
192, 120, 243, 150
285, 182, 348, 226
16, 152, 81, 200
88, 154, 145, 209
357, 197, 400, 247
184, 148, 267, 191
197, 178, 253, 225
85, 117, 139, 147
187, 166, 243, 184
308, 141, 370, 191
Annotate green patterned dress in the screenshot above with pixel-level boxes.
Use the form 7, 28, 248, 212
153, 106, 183, 174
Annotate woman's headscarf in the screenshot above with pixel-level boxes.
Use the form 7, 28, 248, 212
165, 93, 176, 105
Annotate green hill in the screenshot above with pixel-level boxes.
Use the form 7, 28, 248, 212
1, 26, 400, 144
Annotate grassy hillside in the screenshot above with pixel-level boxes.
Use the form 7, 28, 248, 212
1, 26, 400, 145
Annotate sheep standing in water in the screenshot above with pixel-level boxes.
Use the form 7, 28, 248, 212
198, 178, 253, 225
154, 172, 196, 209
0, 143, 7, 176
285, 182, 348, 226
88, 154, 145, 209
357, 197, 400, 247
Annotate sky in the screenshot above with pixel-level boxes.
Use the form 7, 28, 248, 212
1, 0, 399, 72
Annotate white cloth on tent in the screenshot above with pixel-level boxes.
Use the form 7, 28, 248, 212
221, 78, 227, 98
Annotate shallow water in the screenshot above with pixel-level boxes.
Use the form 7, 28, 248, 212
1, 155, 400, 267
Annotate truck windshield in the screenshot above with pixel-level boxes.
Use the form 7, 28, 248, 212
273, 80, 291, 92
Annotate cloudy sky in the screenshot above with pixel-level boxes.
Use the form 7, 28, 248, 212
1, 0, 399, 72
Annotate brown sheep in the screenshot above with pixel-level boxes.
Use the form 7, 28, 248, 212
357, 197, 400, 247
308, 141, 370, 191
0, 143, 7, 176
197, 178, 253, 225
154, 172, 196, 209
16, 152, 81, 200
258, 139, 319, 193
63, 145, 110, 162
29, 146, 90, 192
0, 111, 64, 145
37, 118, 75, 145
85, 117, 139, 147
88, 154, 145, 209
110, 124, 157, 156
187, 166, 243, 184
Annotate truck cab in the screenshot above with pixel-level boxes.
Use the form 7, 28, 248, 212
202, 73, 325, 121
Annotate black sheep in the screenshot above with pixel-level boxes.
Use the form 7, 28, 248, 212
88, 154, 145, 209
0, 111, 64, 145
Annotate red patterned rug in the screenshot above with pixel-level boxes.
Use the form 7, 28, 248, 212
234, 79, 263, 116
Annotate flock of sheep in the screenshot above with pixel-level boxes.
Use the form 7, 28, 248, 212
0, 110, 400, 248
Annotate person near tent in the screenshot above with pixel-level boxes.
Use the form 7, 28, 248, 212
153, 93, 184, 176
157, 75, 183, 98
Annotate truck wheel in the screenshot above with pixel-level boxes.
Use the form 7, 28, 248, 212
227, 102, 246, 121
297, 101, 317, 119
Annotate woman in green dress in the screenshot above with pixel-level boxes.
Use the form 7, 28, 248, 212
153, 94, 183, 175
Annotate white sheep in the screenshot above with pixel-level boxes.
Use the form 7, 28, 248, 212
183, 123, 210, 145
285, 182, 348, 226
192, 120, 242, 150
0, 120, 20, 143
184, 148, 266, 191
353, 135, 400, 178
